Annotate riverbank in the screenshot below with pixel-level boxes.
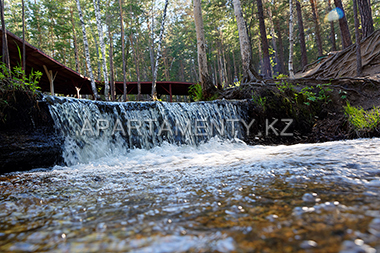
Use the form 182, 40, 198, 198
221, 77, 380, 145
0, 90, 63, 173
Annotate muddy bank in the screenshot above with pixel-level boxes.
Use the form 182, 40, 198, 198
0, 91, 63, 173
221, 78, 380, 145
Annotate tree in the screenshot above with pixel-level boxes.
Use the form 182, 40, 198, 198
310, 0, 323, 57
22, 0, 25, 73
267, 0, 280, 76
327, 0, 337, 51
118, 0, 127, 101
75, 0, 98, 99
93, 0, 109, 99
151, 0, 169, 100
0, 0, 10, 73
357, 0, 374, 39
353, 0, 362, 76
70, 6, 80, 73
334, 0, 352, 49
295, 0, 308, 69
288, 0, 294, 78
193, 0, 216, 98
232, 0, 261, 83
256, 0, 271, 78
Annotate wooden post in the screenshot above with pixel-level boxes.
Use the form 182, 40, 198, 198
75, 87, 81, 98
169, 83, 172, 102
43, 65, 58, 96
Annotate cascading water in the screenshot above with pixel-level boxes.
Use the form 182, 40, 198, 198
44, 96, 249, 165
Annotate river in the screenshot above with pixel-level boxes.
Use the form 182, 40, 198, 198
0, 98, 379, 252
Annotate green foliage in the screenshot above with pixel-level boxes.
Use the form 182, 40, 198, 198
252, 94, 267, 111
188, 83, 218, 101
276, 80, 296, 93
0, 64, 42, 94
276, 82, 332, 106
344, 103, 380, 131
0, 61, 42, 122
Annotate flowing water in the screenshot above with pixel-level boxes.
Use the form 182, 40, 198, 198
0, 98, 379, 252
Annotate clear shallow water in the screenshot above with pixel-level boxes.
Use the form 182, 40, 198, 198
1, 138, 380, 252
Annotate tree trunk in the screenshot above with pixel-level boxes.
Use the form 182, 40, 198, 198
21, 0, 25, 73
334, 0, 352, 49
70, 7, 80, 73
106, 3, 115, 101
288, 0, 295, 79
295, 0, 308, 69
275, 19, 285, 74
232, 0, 261, 83
358, 0, 374, 39
327, 0, 337, 51
75, 0, 98, 99
33, 0, 42, 48
0, 0, 10, 73
149, 0, 155, 79
310, 0, 323, 57
267, 0, 280, 76
193, 0, 217, 98
119, 0, 127, 101
93, 0, 109, 100
152, 0, 169, 100
129, 35, 141, 101
353, 0, 362, 76
179, 59, 185, 82
90, 25, 101, 81
257, 0, 272, 78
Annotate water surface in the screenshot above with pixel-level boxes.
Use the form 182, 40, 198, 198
1, 138, 379, 252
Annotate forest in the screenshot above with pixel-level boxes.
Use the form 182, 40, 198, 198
1, 0, 379, 100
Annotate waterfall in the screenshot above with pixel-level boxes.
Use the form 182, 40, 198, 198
44, 96, 249, 165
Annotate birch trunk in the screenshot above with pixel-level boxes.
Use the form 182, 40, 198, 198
93, 0, 109, 99
288, 0, 295, 79
75, 0, 98, 99
151, 0, 169, 100
118, 0, 127, 101
232, 0, 261, 83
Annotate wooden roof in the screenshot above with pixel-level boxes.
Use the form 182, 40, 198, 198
0, 29, 194, 96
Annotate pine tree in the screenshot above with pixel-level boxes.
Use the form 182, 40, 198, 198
257, 0, 272, 78
232, 0, 261, 83
334, 0, 352, 49
295, 0, 307, 69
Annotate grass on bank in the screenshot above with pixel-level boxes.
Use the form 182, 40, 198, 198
344, 102, 380, 132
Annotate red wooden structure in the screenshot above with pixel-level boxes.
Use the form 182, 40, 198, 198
0, 29, 194, 101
